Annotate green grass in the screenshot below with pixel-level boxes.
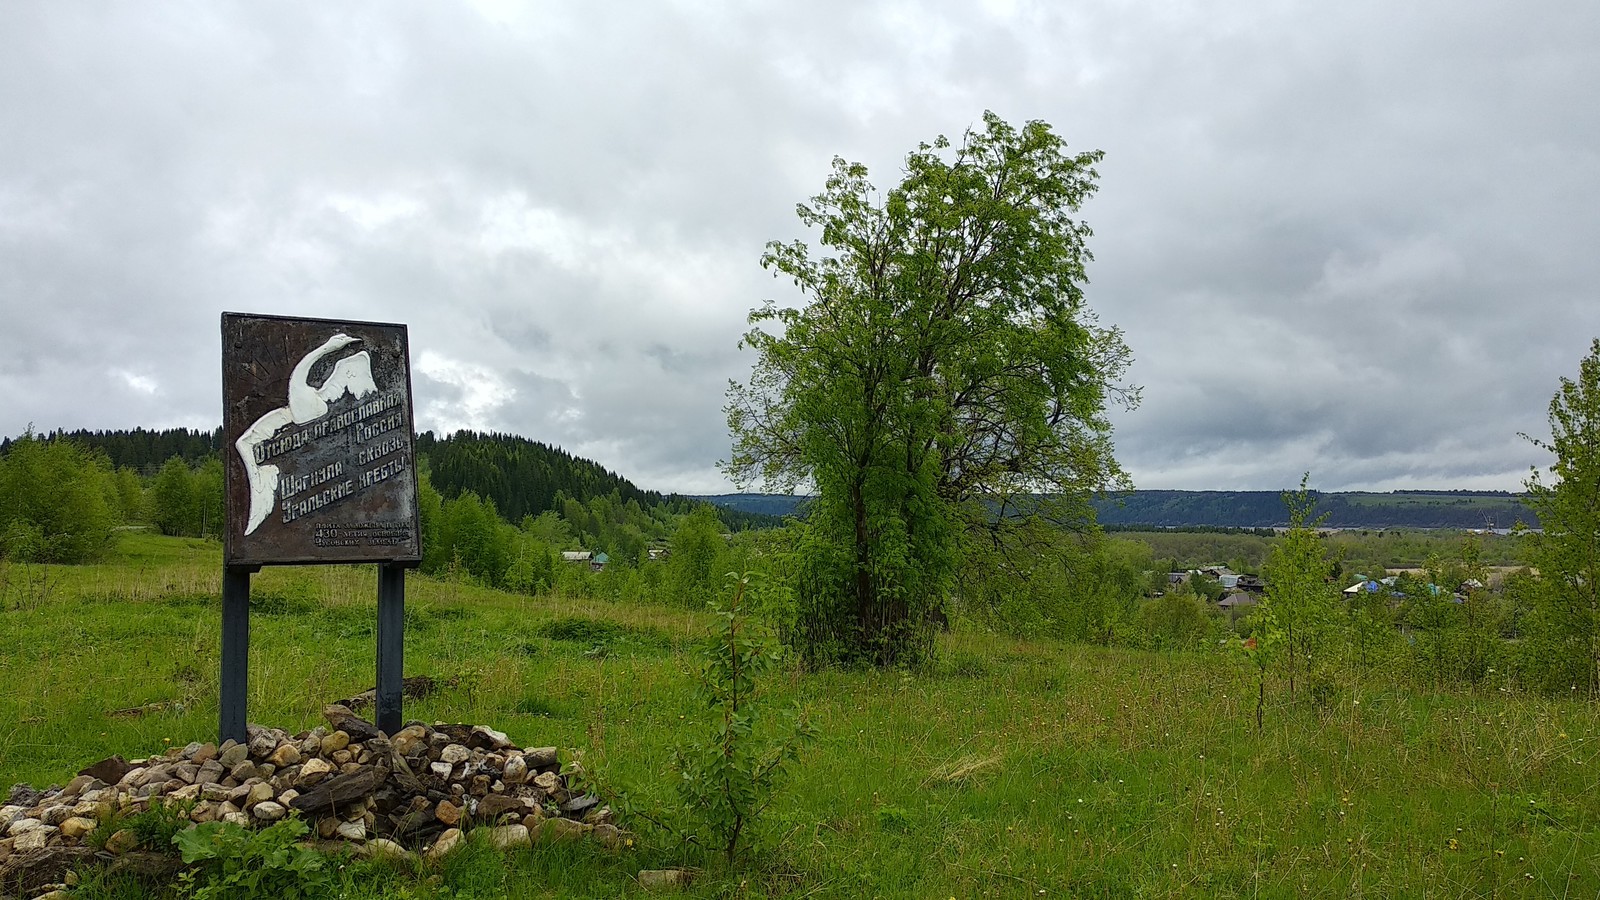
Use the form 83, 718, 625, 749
3, 533, 1598, 898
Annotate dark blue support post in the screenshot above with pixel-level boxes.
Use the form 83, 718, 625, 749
219, 565, 256, 745
376, 562, 405, 736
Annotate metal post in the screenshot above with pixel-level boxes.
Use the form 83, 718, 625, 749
219, 566, 255, 745
376, 562, 405, 736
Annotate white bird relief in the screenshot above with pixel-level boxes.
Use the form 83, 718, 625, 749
235, 333, 378, 535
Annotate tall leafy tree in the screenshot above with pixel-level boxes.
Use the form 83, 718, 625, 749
669, 505, 726, 605
1522, 337, 1600, 694
149, 457, 198, 537
726, 112, 1136, 666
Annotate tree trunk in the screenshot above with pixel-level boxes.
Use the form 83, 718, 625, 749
851, 476, 875, 651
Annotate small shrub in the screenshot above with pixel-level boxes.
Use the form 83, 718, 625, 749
672, 572, 814, 862
87, 798, 191, 852
173, 818, 336, 900
130, 799, 192, 849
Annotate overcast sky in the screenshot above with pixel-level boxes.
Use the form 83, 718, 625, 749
3, 0, 1596, 494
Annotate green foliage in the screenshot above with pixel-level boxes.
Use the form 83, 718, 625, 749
727, 112, 1134, 667
173, 818, 335, 900
954, 527, 1150, 646
1521, 337, 1600, 695
130, 799, 194, 849
1253, 477, 1339, 703
667, 505, 726, 605
4, 531, 1600, 896
83, 797, 192, 854
148, 456, 223, 539
0, 429, 116, 562
672, 573, 814, 862
1133, 590, 1218, 651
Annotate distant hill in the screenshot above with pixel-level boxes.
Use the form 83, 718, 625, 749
692, 493, 813, 518
415, 431, 782, 530
700, 490, 1537, 530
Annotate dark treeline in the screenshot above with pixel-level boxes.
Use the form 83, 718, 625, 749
420, 430, 778, 531
420, 430, 668, 521
2, 427, 223, 473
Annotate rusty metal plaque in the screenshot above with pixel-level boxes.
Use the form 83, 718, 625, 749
222, 313, 421, 566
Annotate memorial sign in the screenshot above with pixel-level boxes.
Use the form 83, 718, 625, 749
222, 313, 420, 567
219, 312, 419, 743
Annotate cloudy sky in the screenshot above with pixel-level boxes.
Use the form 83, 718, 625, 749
3, 1, 1596, 494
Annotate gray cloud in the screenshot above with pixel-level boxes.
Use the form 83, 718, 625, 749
2, 0, 1596, 494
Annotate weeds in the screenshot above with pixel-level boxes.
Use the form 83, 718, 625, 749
173, 818, 337, 900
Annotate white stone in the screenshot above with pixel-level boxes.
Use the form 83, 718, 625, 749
440, 744, 471, 765
39, 806, 72, 826
425, 827, 464, 861
14, 828, 52, 852
364, 837, 410, 861
299, 757, 334, 784
472, 725, 512, 749
482, 823, 529, 850
335, 819, 367, 841
251, 801, 286, 821
502, 755, 528, 785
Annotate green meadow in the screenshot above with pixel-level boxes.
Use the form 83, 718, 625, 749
3, 533, 1598, 898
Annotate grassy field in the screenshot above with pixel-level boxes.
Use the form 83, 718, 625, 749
2, 534, 1597, 898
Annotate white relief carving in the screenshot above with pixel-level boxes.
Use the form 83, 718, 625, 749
235, 334, 378, 535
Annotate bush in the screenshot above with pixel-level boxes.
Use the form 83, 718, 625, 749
173, 818, 336, 900
1133, 591, 1217, 651
672, 573, 814, 862
0, 432, 115, 562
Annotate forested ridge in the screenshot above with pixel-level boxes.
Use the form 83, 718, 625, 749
1093, 489, 1536, 529
1, 427, 222, 472
702, 489, 1539, 530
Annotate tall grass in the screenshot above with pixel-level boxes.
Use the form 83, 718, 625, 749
2, 533, 1596, 897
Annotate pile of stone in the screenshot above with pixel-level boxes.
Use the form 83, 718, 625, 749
0, 704, 625, 891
